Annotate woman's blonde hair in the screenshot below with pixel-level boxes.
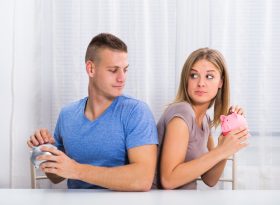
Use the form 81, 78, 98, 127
175, 48, 230, 128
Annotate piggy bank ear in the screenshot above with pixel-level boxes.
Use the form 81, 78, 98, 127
220, 115, 226, 122
231, 112, 238, 118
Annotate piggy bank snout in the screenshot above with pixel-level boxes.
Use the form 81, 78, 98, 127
221, 113, 248, 136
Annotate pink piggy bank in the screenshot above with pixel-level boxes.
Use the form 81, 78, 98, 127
220, 113, 248, 136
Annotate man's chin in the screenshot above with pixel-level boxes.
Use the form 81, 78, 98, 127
108, 91, 123, 99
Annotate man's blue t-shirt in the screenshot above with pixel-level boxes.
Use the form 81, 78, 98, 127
53, 95, 158, 189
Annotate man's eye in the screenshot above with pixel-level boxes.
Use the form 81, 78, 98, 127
190, 73, 198, 79
109, 70, 117, 73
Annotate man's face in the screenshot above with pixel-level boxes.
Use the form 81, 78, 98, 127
90, 48, 128, 99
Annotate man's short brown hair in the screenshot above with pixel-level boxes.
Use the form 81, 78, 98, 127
85, 33, 127, 63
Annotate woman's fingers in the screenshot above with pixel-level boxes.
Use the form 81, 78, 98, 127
229, 105, 245, 116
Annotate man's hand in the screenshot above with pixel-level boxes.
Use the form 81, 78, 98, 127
27, 128, 55, 148
37, 146, 79, 180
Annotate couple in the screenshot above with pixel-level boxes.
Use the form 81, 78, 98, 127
27, 33, 249, 191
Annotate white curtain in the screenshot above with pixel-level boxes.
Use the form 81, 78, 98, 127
0, 0, 279, 189
209, 0, 280, 189
0, 0, 45, 188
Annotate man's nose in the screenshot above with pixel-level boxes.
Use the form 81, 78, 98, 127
117, 70, 126, 82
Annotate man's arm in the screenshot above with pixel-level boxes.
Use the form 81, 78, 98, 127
38, 144, 157, 191
27, 128, 65, 184
45, 173, 65, 184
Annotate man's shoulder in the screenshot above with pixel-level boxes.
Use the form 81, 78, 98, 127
60, 97, 87, 114
117, 95, 149, 110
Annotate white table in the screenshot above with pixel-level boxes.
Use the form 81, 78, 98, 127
0, 189, 279, 205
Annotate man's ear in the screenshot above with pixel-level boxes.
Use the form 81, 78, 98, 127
86, 61, 95, 77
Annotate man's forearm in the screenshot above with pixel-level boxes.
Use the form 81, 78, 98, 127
46, 173, 65, 184
73, 163, 154, 191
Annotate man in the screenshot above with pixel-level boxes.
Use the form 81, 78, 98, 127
27, 33, 158, 191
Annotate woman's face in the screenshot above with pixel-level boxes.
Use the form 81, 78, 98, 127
187, 59, 223, 106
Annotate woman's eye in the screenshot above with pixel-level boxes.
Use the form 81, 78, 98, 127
206, 74, 214, 79
190, 73, 198, 79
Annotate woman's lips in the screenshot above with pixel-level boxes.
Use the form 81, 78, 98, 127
194, 91, 207, 96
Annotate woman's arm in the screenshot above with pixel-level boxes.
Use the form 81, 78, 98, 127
200, 136, 227, 187
160, 117, 248, 189
201, 105, 248, 186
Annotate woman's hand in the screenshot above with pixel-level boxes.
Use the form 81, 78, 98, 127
228, 105, 245, 116
218, 126, 249, 158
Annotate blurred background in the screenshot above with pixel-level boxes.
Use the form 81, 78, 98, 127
0, 0, 279, 189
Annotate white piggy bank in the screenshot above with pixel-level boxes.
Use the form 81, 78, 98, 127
30, 144, 57, 168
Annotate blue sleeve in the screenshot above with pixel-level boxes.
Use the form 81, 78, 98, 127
125, 102, 158, 149
53, 111, 65, 152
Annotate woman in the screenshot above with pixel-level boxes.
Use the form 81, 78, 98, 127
154, 48, 249, 189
